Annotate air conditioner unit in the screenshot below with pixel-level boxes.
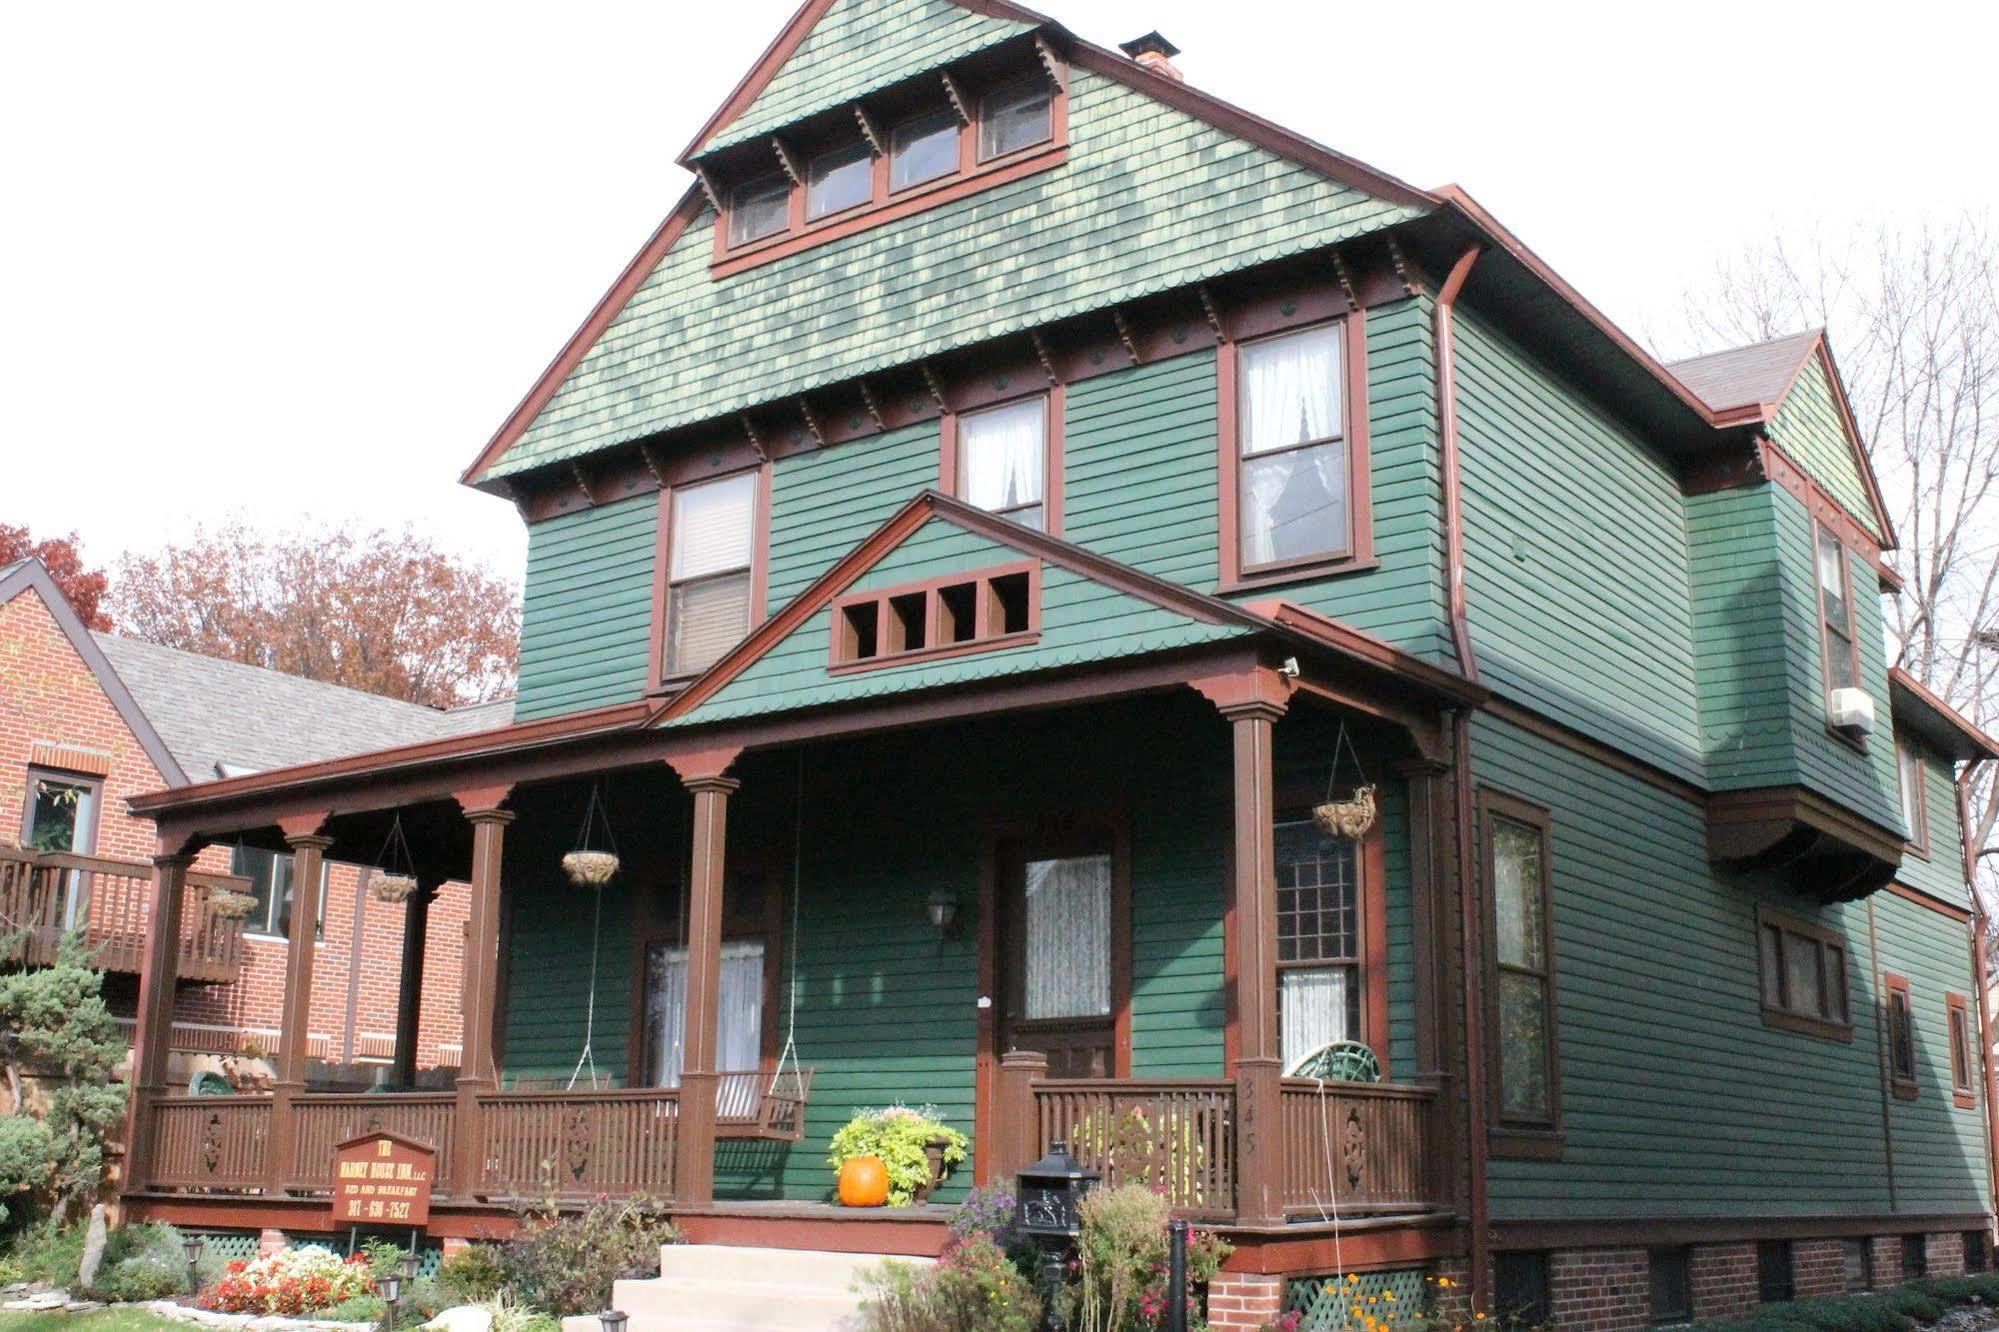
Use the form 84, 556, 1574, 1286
1828, 687, 1875, 736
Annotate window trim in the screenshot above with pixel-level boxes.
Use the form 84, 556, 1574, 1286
1270, 807, 1391, 1074
20, 766, 103, 856
939, 386, 1065, 535
709, 67, 1070, 277
1947, 992, 1977, 1108
828, 561, 1042, 673
1479, 787, 1563, 1159
649, 463, 772, 691
803, 139, 878, 222
1884, 972, 1919, 1100
1755, 905, 1854, 1042
1217, 312, 1374, 591
975, 74, 1056, 164
1898, 740, 1932, 856
1814, 522, 1867, 749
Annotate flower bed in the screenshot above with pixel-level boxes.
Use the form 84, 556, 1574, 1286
205, 1247, 373, 1316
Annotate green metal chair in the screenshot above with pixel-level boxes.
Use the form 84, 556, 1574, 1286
1283, 1040, 1382, 1083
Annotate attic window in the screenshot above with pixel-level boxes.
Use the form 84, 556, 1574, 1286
833, 562, 1039, 671
729, 174, 790, 245
978, 78, 1052, 161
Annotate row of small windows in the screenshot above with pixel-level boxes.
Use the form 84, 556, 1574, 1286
725, 76, 1055, 248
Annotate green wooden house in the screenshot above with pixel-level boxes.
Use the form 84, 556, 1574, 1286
121, 1, 1996, 1326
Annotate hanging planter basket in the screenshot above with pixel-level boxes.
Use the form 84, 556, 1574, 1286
208, 888, 258, 920
1313, 783, 1378, 840
562, 850, 621, 887
371, 873, 420, 904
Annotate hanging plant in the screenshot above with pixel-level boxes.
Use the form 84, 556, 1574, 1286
208, 887, 257, 920
1310, 720, 1378, 840
563, 783, 621, 888
369, 813, 422, 903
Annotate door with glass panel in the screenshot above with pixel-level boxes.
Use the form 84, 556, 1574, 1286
22, 769, 100, 929
998, 840, 1121, 1078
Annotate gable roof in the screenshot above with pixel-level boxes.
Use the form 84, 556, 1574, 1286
1890, 666, 1999, 764
0, 559, 188, 786
1668, 329, 1824, 414
91, 633, 509, 780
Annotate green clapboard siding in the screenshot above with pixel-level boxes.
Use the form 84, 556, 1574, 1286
513, 494, 657, 721
1871, 890, 1986, 1212
664, 514, 1249, 728
769, 419, 944, 607
704, 0, 1030, 153
1769, 353, 1882, 541
1898, 744, 1972, 907
1454, 307, 1706, 784
1690, 485, 1796, 789
1475, 712, 1896, 1219
492, 68, 1422, 478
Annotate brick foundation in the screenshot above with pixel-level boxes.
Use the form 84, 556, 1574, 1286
1690, 1243, 1757, 1321
1869, 1234, 1902, 1289
1929, 1231, 1966, 1278
1208, 1273, 1286, 1331
1429, 1256, 1474, 1326
1548, 1248, 1648, 1332
1794, 1239, 1848, 1298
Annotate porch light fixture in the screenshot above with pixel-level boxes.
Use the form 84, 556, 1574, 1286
599, 1311, 630, 1332
926, 886, 960, 937
180, 1234, 205, 1294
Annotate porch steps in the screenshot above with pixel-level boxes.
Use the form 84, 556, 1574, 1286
568, 1244, 934, 1332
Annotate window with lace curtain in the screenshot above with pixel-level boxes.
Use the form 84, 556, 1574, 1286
663, 470, 760, 679
642, 938, 766, 1088
947, 393, 1057, 531
1232, 322, 1351, 576
1275, 819, 1361, 1069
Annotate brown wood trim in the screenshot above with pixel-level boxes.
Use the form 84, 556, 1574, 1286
1887, 881, 1974, 924
1267, 790, 1392, 1075
673, 1207, 951, 1257
1435, 246, 1483, 681
1754, 904, 1856, 1043
1483, 698, 1704, 806
463, 189, 708, 486
1476, 786, 1564, 1157
1217, 1213, 1461, 1274
1759, 441, 1903, 593
1216, 313, 1374, 592
1491, 1212, 1995, 1252
1884, 971, 1919, 1100
1892, 667, 1999, 763
828, 559, 1043, 673
678, 0, 840, 161
1948, 991, 1978, 1109
1707, 784, 1907, 870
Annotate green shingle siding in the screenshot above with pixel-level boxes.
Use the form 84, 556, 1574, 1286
513, 495, 657, 721
493, 69, 1421, 478
1475, 712, 1895, 1219
704, 0, 1030, 153
1770, 354, 1882, 541
1453, 307, 1705, 784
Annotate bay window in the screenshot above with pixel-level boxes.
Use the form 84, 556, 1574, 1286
1275, 819, 1362, 1068
1234, 323, 1351, 573
953, 394, 1051, 530
664, 471, 759, 679
1483, 791, 1560, 1149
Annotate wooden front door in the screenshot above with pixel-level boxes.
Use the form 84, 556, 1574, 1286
997, 835, 1126, 1079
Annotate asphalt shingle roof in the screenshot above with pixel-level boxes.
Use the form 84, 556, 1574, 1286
90, 633, 511, 779
1667, 329, 1822, 413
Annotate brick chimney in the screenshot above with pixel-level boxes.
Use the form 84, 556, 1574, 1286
1118, 31, 1183, 82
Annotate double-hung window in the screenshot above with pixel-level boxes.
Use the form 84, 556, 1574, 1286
1817, 524, 1861, 701
1756, 907, 1851, 1039
1275, 819, 1362, 1069
22, 768, 101, 930
954, 395, 1050, 530
1235, 323, 1351, 573
1484, 792, 1559, 1147
977, 78, 1052, 161
1885, 973, 1918, 1098
643, 938, 765, 1088
1898, 742, 1930, 852
664, 472, 759, 679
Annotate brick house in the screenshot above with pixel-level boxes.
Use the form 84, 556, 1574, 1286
0, 556, 502, 1087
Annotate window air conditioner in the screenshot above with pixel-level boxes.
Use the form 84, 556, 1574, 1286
1828, 687, 1875, 736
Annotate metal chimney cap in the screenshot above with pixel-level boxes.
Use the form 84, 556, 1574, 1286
1118, 31, 1182, 60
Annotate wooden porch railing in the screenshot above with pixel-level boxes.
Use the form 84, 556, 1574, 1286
286, 1093, 459, 1193
478, 1088, 680, 1201
1033, 1078, 1239, 1222
0, 847, 247, 982
148, 1095, 272, 1190
1278, 1078, 1437, 1219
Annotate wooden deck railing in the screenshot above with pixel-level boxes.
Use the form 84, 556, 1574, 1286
286, 1093, 459, 1193
1033, 1079, 1238, 1221
0, 848, 247, 982
1279, 1078, 1437, 1219
478, 1088, 680, 1201
148, 1095, 272, 1190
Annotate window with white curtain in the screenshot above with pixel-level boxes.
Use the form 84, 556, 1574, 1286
666, 471, 757, 677
1022, 854, 1111, 1019
1275, 820, 1361, 1067
957, 397, 1047, 529
1237, 323, 1349, 570
643, 938, 766, 1087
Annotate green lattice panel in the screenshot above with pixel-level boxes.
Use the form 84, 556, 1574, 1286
1288, 1268, 1429, 1331
184, 1230, 261, 1265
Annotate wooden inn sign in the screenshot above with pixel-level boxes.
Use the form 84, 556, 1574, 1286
331, 1131, 435, 1228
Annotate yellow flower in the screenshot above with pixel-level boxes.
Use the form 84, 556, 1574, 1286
1349, 1274, 1361, 1284
1385, 1292, 1399, 1302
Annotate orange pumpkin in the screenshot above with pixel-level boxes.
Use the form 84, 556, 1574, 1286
838, 1155, 890, 1207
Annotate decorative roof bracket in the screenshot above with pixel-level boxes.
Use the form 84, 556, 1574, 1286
1112, 308, 1143, 366
1384, 235, 1421, 298
1034, 35, 1069, 93
692, 163, 725, 214
1197, 284, 1231, 343
638, 441, 668, 488
741, 413, 769, 461
796, 396, 825, 447
853, 104, 885, 157
567, 460, 598, 506
919, 362, 951, 411
1028, 330, 1059, 384
771, 136, 804, 186
940, 70, 972, 125
1331, 251, 1361, 312
857, 379, 888, 431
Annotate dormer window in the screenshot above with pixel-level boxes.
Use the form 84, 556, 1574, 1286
729, 174, 790, 245
891, 108, 959, 191
807, 142, 873, 219
978, 77, 1053, 161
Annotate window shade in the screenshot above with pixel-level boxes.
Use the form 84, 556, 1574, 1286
1022, 854, 1111, 1019
671, 473, 756, 580
668, 572, 751, 677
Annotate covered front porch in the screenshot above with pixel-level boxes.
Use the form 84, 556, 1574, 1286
120, 636, 1474, 1256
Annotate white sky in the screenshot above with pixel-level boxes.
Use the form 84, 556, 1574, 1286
5, 0, 1995, 585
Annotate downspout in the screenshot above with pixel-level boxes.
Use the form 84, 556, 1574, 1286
1436, 244, 1492, 1307
1960, 767, 1998, 1223
1437, 245, 1486, 685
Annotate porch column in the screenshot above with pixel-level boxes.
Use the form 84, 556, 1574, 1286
667, 748, 742, 1207
1194, 665, 1291, 1228
453, 788, 513, 1198
390, 875, 440, 1089
125, 848, 194, 1192
269, 822, 333, 1196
